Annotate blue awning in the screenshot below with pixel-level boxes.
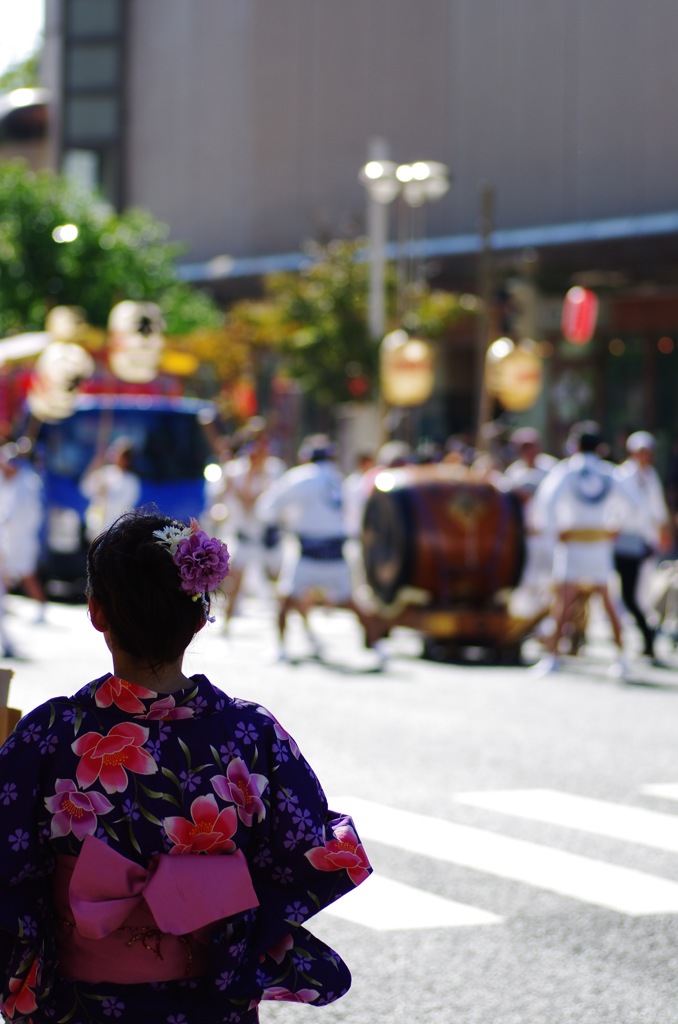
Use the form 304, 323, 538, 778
177, 209, 678, 283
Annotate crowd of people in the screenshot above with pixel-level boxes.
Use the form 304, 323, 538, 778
207, 425, 388, 669
204, 416, 674, 677
0, 406, 670, 1016
0, 412, 672, 675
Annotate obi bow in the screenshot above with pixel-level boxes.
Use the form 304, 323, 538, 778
69, 834, 260, 939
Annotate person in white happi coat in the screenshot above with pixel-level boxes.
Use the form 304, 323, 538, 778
613, 430, 672, 660
0, 444, 48, 633
531, 421, 638, 676
342, 449, 376, 593
504, 427, 558, 620
257, 434, 384, 666
80, 437, 141, 542
217, 418, 286, 625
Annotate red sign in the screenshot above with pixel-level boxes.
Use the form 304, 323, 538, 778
561, 286, 599, 345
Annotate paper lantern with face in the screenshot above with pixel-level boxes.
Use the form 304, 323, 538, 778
107, 301, 165, 383
26, 342, 95, 422
44, 305, 88, 343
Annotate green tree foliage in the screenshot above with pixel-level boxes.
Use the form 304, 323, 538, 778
0, 161, 222, 337
0, 49, 41, 92
267, 240, 377, 405
224, 238, 471, 405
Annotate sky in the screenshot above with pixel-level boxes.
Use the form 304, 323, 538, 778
0, 0, 44, 78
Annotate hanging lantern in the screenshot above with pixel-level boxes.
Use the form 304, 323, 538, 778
108, 301, 165, 383
27, 342, 95, 422
380, 329, 435, 406
485, 337, 542, 412
45, 305, 88, 343
561, 286, 599, 345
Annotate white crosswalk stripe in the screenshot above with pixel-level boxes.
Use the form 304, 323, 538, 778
321, 874, 502, 931
455, 788, 678, 852
322, 792, 678, 930
641, 783, 678, 802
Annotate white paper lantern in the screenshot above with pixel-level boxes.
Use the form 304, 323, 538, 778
380, 329, 435, 406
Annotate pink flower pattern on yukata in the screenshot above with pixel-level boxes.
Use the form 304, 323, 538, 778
264, 933, 294, 965
262, 986, 319, 1003
256, 706, 301, 759
163, 794, 238, 854
2, 957, 39, 1019
95, 676, 156, 714
45, 779, 114, 839
305, 823, 371, 885
72, 722, 158, 793
143, 695, 194, 721
0, 672, 371, 1023
212, 757, 268, 826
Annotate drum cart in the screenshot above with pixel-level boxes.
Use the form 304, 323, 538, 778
361, 465, 543, 664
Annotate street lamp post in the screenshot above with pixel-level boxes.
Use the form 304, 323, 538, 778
359, 147, 450, 443
359, 140, 399, 340
359, 144, 450, 340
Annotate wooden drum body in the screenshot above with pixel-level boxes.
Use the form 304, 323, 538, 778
362, 465, 525, 608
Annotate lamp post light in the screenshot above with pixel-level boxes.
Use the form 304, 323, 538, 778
394, 161, 450, 314
394, 160, 451, 207
360, 147, 450, 443
359, 146, 450, 340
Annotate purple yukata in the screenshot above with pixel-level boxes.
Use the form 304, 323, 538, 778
0, 673, 371, 1023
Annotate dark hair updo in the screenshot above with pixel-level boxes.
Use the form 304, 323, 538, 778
86, 508, 208, 668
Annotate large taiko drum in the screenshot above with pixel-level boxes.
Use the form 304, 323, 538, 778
362, 465, 525, 606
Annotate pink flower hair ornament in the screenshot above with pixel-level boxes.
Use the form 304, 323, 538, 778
153, 518, 230, 621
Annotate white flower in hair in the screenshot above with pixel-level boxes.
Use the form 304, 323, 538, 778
152, 520, 195, 556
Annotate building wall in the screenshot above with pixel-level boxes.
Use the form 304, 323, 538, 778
42, 0, 678, 453
126, 0, 456, 260
116, 0, 678, 263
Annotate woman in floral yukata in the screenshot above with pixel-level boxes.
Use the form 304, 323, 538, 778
0, 509, 371, 1024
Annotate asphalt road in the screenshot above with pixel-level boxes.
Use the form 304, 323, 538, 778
3, 594, 678, 1024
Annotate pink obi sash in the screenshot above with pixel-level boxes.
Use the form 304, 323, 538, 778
53, 835, 259, 984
